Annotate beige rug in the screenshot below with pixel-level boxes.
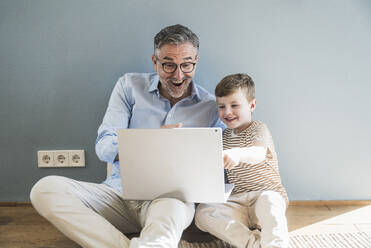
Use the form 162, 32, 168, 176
290, 232, 371, 248
179, 232, 371, 248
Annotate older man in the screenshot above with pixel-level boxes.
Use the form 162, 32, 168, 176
30, 24, 223, 248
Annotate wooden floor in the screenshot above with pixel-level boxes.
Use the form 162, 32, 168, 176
0, 202, 371, 248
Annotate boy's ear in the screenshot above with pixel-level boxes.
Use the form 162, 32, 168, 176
250, 99, 257, 112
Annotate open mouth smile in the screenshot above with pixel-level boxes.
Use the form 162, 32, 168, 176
171, 81, 184, 87
225, 117, 237, 122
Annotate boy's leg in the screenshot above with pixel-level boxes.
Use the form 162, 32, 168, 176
30, 175, 142, 248
130, 198, 195, 248
254, 191, 289, 248
195, 193, 261, 248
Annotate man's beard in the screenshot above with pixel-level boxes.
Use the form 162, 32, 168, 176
165, 78, 192, 99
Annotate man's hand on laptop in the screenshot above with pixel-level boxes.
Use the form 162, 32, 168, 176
160, 123, 183, 129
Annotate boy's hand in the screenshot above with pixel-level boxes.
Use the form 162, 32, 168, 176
161, 123, 182, 129
223, 150, 240, 169
224, 154, 236, 169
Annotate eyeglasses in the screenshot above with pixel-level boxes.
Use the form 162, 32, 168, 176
156, 57, 196, 74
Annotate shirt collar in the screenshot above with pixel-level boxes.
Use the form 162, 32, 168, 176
190, 81, 201, 102
148, 74, 160, 93
148, 74, 201, 103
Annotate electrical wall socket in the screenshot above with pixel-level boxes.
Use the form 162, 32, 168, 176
54, 150, 69, 167
69, 150, 85, 167
37, 151, 54, 167
37, 150, 85, 168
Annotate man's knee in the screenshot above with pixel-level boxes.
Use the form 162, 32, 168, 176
30, 175, 67, 218
146, 198, 195, 227
151, 198, 194, 216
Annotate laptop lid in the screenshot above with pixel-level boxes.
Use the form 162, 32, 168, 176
117, 128, 228, 203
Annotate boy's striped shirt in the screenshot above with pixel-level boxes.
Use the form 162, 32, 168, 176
224, 121, 288, 204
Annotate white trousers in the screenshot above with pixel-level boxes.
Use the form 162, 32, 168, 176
195, 191, 289, 248
30, 175, 195, 248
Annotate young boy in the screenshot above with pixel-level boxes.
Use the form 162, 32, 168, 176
195, 73, 289, 248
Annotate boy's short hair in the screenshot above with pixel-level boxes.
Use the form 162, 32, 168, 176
215, 73, 255, 102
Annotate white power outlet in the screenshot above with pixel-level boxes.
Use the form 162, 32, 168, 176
37, 151, 54, 167
69, 150, 85, 167
37, 150, 85, 168
54, 150, 69, 167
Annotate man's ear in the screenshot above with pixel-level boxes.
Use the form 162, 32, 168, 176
152, 55, 157, 71
250, 99, 257, 112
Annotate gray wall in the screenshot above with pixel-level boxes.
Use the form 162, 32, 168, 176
1, 0, 370, 202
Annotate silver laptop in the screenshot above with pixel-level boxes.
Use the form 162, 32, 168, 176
117, 128, 233, 203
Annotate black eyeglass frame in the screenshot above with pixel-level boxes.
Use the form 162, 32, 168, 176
155, 57, 197, 74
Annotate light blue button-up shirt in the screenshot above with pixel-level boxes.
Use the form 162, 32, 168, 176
96, 72, 224, 191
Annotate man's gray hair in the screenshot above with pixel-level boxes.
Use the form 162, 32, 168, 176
154, 24, 199, 56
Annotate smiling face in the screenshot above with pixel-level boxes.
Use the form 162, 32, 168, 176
152, 42, 198, 104
217, 89, 256, 134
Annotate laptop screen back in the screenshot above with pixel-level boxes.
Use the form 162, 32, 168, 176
117, 128, 225, 203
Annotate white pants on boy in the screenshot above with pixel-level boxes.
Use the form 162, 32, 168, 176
195, 190, 288, 248
30, 175, 194, 248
